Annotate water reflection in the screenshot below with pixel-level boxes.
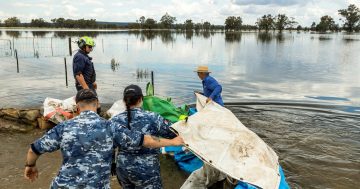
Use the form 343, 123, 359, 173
257, 32, 272, 43
53, 31, 100, 38
159, 31, 175, 44
318, 35, 332, 41
185, 31, 193, 40
225, 32, 241, 43
276, 33, 285, 43
136, 68, 150, 81
110, 58, 120, 72
5, 31, 20, 38
32, 31, 50, 37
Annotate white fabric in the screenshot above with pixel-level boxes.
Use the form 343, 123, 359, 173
107, 100, 125, 118
171, 94, 281, 189
180, 164, 226, 189
43, 96, 76, 124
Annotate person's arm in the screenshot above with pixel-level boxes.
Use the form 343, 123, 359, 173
23, 125, 62, 182
24, 148, 40, 182
111, 121, 183, 148
76, 74, 89, 89
143, 135, 183, 148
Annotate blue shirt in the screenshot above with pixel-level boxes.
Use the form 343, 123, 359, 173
111, 108, 176, 155
31, 111, 143, 189
202, 75, 224, 106
73, 50, 96, 88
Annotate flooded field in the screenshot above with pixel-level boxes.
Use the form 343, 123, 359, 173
0, 29, 359, 188
0, 103, 359, 188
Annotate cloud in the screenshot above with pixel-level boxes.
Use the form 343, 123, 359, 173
83, 0, 104, 6
13, 2, 48, 8
64, 5, 78, 17
231, 0, 311, 6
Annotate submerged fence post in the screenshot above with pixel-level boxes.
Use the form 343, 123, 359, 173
102, 38, 104, 53
151, 71, 154, 95
33, 38, 35, 57
64, 57, 68, 87
51, 38, 53, 56
15, 49, 19, 73
68, 37, 72, 56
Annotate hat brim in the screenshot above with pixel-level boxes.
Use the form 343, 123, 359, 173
194, 70, 211, 73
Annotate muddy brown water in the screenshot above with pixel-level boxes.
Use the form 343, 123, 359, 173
0, 104, 359, 189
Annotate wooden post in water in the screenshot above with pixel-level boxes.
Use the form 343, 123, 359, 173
33, 38, 35, 57
102, 38, 104, 53
51, 38, 53, 56
151, 71, 154, 95
64, 57, 68, 87
68, 37, 72, 56
15, 49, 19, 73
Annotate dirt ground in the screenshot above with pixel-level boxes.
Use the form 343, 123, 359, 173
0, 126, 189, 189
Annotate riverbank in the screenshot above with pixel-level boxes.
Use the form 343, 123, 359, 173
0, 130, 189, 189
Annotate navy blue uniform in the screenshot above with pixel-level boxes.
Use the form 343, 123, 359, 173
111, 108, 176, 189
72, 50, 96, 91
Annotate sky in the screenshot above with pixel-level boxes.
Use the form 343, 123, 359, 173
0, 0, 359, 26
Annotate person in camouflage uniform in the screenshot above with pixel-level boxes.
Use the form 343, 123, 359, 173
24, 89, 183, 189
111, 84, 177, 189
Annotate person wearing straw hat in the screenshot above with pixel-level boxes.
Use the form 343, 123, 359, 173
195, 65, 224, 106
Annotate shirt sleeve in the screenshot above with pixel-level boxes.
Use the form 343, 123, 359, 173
154, 114, 177, 139
31, 124, 62, 155
207, 78, 222, 100
73, 54, 85, 76
111, 121, 144, 148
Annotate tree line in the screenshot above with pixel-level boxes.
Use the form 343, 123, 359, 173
0, 4, 359, 32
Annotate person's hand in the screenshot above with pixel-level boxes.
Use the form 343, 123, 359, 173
172, 136, 185, 146
93, 82, 97, 90
206, 98, 212, 103
24, 166, 38, 182
83, 85, 89, 90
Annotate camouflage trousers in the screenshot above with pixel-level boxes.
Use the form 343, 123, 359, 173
116, 153, 162, 189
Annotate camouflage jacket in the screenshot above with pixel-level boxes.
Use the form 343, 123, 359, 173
31, 111, 144, 189
111, 108, 176, 155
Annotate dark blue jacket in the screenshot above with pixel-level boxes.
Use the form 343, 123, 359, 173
72, 50, 96, 89
202, 75, 224, 106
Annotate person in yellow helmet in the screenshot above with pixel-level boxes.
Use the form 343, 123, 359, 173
72, 36, 101, 113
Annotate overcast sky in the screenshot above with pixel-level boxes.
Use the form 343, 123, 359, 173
0, 0, 359, 26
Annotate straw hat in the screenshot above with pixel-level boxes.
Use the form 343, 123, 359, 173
194, 65, 211, 73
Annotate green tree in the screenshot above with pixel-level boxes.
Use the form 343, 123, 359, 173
338, 4, 360, 32
184, 19, 194, 31
203, 21, 211, 31
30, 18, 48, 27
310, 22, 316, 31
274, 14, 297, 32
144, 18, 157, 30
224, 16, 242, 31
296, 25, 302, 31
139, 16, 145, 29
4, 17, 21, 27
51, 18, 65, 28
160, 13, 176, 29
256, 14, 274, 32
316, 15, 336, 32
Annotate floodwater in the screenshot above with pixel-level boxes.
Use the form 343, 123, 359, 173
0, 29, 360, 188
